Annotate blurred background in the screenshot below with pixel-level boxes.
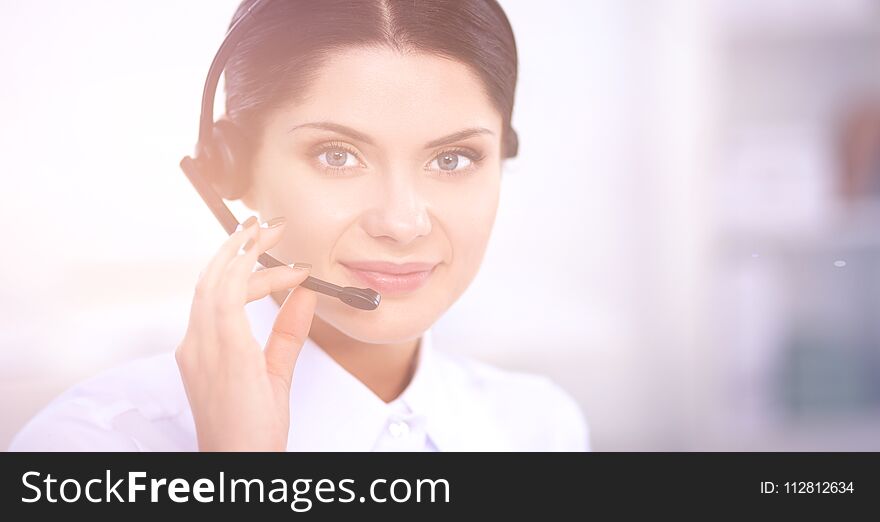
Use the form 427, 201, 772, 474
2, 0, 879, 450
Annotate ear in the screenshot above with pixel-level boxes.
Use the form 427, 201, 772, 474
204, 119, 252, 200
503, 127, 519, 159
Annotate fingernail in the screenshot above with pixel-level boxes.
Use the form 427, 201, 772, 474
290, 262, 311, 270
236, 216, 259, 232
261, 216, 286, 229
242, 216, 258, 229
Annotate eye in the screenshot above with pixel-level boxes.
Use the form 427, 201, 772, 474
317, 147, 360, 169
428, 150, 474, 173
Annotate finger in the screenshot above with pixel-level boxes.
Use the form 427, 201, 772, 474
264, 286, 317, 389
221, 216, 289, 306
211, 224, 264, 350
246, 265, 312, 303
196, 216, 260, 294
186, 217, 258, 345
214, 217, 289, 349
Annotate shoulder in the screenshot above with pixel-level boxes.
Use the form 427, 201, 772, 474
7, 351, 193, 451
431, 350, 591, 451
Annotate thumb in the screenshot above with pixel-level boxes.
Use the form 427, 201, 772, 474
264, 285, 317, 389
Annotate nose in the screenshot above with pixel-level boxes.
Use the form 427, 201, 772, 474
361, 167, 432, 246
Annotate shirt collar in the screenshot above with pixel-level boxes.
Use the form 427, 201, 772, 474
244, 295, 495, 451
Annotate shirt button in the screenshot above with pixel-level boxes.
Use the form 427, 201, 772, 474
388, 420, 410, 439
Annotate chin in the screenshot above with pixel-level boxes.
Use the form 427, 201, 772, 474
314, 294, 439, 345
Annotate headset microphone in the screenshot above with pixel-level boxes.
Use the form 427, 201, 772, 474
179, 0, 380, 311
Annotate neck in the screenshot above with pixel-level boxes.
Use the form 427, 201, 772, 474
271, 289, 420, 403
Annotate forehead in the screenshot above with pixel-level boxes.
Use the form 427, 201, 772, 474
272, 46, 502, 144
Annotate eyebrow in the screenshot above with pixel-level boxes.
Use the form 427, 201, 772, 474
288, 121, 494, 149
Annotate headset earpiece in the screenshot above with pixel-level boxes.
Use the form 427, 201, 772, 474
195, 118, 250, 200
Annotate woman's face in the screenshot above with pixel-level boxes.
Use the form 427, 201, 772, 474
244, 47, 504, 344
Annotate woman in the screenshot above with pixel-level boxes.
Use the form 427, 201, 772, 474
10, 0, 589, 452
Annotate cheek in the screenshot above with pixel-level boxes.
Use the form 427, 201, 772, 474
439, 176, 501, 284
257, 179, 360, 269
275, 204, 336, 265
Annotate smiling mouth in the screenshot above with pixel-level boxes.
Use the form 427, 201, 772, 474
339, 261, 438, 296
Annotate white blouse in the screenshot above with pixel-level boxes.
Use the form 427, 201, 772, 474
8, 296, 590, 452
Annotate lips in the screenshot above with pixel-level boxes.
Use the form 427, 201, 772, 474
340, 260, 438, 296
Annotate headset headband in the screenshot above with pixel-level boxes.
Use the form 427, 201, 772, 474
196, 0, 271, 148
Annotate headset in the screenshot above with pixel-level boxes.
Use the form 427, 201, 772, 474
179, 0, 381, 311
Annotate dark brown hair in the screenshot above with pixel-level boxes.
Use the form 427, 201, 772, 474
224, 0, 519, 158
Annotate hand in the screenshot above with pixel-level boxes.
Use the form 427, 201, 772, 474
175, 216, 317, 451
